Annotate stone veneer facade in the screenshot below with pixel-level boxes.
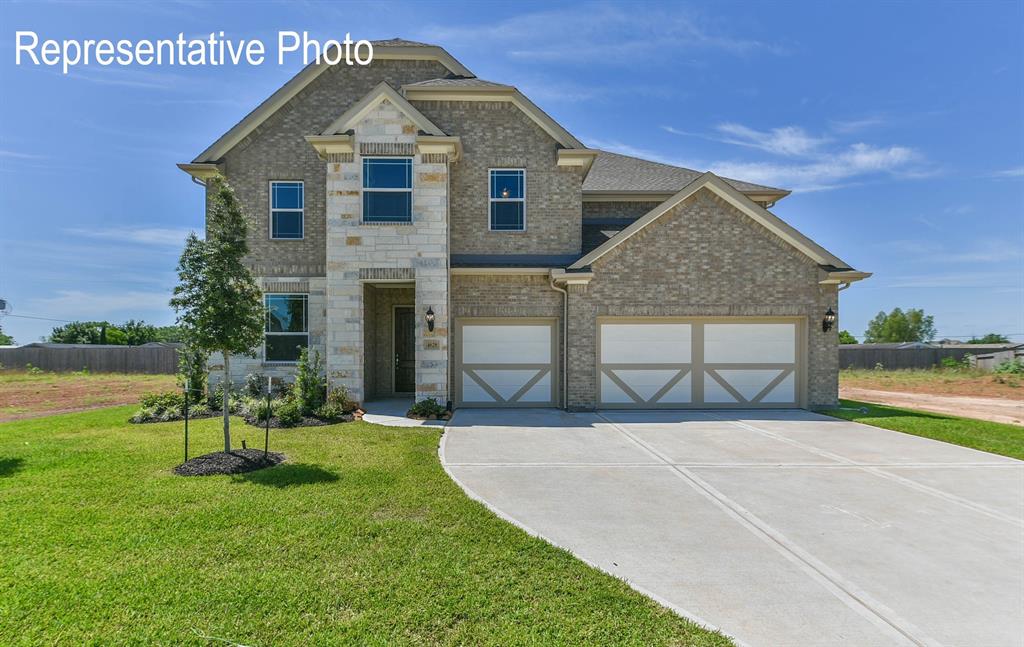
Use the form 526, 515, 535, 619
323, 99, 449, 404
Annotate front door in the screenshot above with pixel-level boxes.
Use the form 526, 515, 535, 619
394, 306, 415, 393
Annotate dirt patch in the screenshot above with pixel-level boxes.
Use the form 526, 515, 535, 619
840, 370, 1021, 400
840, 387, 1024, 426
0, 371, 177, 422
174, 449, 286, 476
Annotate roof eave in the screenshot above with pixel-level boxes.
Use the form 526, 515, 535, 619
190, 43, 471, 164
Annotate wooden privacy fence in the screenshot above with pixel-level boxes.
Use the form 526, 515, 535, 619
840, 346, 1003, 370
0, 343, 180, 374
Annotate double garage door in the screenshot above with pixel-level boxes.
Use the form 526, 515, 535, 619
599, 318, 804, 409
455, 317, 804, 409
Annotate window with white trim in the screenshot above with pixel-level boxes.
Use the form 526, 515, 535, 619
270, 181, 304, 239
489, 169, 525, 231
264, 294, 308, 363
362, 157, 413, 223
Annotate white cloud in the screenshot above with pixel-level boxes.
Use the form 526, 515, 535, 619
991, 166, 1024, 178
707, 143, 922, 192
660, 117, 930, 191
64, 227, 196, 247
419, 5, 785, 64
714, 123, 828, 157
0, 149, 46, 160
828, 116, 888, 134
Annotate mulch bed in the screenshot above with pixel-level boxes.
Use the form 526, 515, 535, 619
174, 449, 285, 477
406, 411, 453, 421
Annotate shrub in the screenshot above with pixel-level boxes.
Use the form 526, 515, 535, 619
325, 386, 359, 413
25, 363, 43, 375
244, 373, 265, 397
295, 347, 326, 415
314, 402, 347, 421
207, 383, 241, 412
275, 400, 303, 427
241, 395, 276, 422
141, 391, 185, 411
409, 398, 447, 418
993, 358, 1024, 375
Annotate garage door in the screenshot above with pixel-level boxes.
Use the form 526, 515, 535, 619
599, 318, 803, 409
456, 319, 557, 407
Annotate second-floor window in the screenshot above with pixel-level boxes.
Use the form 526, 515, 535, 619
265, 294, 308, 363
270, 181, 304, 239
363, 157, 412, 223
490, 169, 525, 231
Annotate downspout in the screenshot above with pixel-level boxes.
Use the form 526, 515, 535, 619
445, 154, 453, 409
837, 281, 852, 292
548, 274, 568, 409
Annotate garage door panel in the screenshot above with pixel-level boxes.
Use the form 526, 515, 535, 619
458, 321, 556, 407
599, 319, 801, 409
704, 323, 795, 364
759, 372, 796, 403
602, 324, 691, 363
463, 325, 550, 364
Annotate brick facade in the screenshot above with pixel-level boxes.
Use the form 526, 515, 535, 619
582, 201, 662, 221
414, 100, 584, 255
198, 52, 846, 410
216, 59, 450, 278
565, 189, 838, 409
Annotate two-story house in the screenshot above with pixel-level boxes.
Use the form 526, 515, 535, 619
178, 39, 869, 411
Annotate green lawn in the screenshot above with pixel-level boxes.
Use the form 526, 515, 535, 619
826, 400, 1024, 461
0, 407, 728, 646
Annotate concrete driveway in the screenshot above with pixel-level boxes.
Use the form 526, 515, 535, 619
440, 408, 1024, 647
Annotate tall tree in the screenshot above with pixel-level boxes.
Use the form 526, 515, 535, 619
966, 333, 1010, 344
838, 330, 858, 344
120, 320, 159, 345
170, 178, 264, 452
863, 308, 936, 343
0, 324, 13, 345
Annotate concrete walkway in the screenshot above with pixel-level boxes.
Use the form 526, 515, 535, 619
362, 398, 446, 428
441, 408, 1024, 646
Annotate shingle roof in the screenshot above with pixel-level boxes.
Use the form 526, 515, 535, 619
404, 77, 511, 88
582, 150, 789, 197
371, 38, 436, 48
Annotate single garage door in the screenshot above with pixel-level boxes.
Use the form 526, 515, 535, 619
598, 318, 803, 409
456, 318, 557, 407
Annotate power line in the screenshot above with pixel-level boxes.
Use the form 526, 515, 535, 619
3, 313, 75, 323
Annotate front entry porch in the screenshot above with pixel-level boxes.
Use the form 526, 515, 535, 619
362, 283, 416, 401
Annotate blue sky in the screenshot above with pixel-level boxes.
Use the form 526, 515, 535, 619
1, 0, 1021, 344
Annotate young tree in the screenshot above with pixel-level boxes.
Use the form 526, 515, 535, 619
170, 178, 264, 452
967, 333, 1010, 344
838, 330, 858, 344
0, 325, 13, 345
863, 307, 936, 343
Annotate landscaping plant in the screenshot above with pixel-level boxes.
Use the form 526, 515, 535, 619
408, 397, 449, 420
294, 347, 326, 415
169, 177, 264, 453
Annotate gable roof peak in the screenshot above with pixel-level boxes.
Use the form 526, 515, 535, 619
322, 81, 445, 136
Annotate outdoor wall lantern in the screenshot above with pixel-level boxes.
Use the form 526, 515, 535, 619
425, 307, 435, 332
822, 307, 837, 332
